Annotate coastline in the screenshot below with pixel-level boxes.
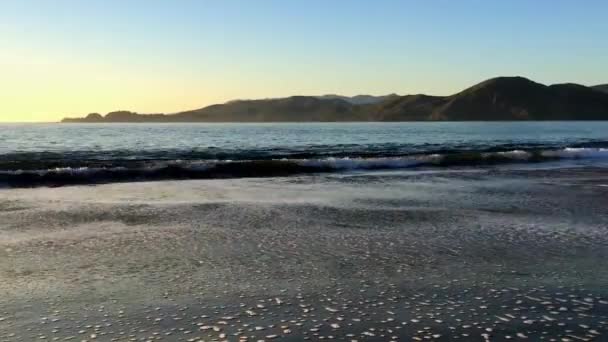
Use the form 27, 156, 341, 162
60, 76, 608, 123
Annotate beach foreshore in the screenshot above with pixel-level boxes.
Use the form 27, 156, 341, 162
1, 167, 607, 341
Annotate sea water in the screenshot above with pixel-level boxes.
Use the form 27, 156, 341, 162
1, 121, 607, 186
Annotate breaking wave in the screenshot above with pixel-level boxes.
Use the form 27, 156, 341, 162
1, 146, 607, 187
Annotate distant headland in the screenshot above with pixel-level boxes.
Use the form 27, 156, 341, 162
62, 77, 608, 123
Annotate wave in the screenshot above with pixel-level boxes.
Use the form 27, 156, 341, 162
1, 147, 607, 187
3, 140, 608, 171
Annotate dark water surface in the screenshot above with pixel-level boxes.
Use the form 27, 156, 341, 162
1, 122, 608, 186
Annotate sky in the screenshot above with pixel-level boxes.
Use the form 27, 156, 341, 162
1, 0, 607, 122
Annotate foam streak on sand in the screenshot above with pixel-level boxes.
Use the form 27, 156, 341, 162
0, 167, 608, 340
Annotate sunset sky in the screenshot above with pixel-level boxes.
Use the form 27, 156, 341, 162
1, 0, 607, 122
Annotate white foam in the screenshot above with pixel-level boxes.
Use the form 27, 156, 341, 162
299, 157, 425, 170
542, 147, 608, 159
492, 150, 532, 160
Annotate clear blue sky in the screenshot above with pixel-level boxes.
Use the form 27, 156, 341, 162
1, 0, 607, 121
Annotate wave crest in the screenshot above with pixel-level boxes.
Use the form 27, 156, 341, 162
1, 147, 607, 187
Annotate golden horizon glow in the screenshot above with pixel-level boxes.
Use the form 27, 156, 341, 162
0, 44, 437, 123
0, 46, 446, 123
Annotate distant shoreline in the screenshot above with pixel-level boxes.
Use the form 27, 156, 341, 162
59, 119, 608, 123
61, 76, 608, 123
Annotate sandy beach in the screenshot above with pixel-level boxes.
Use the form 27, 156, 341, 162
1, 167, 607, 341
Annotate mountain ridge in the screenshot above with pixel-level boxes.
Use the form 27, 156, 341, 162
315, 94, 400, 105
62, 76, 608, 122
593, 84, 608, 93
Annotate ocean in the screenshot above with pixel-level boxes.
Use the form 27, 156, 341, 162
1, 121, 608, 187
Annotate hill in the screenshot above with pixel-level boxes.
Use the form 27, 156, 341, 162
382, 77, 608, 121
62, 77, 608, 122
593, 84, 608, 93
173, 96, 366, 122
315, 94, 399, 105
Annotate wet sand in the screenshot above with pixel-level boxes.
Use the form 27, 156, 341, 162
1, 167, 607, 341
